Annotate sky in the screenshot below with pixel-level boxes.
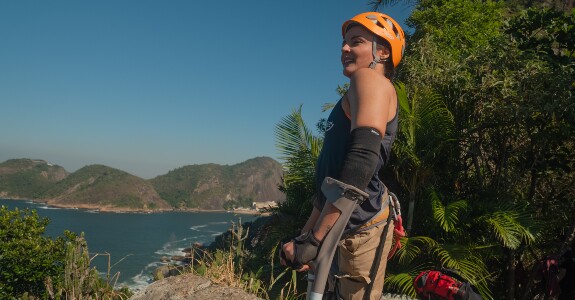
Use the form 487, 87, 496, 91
0, 1, 413, 179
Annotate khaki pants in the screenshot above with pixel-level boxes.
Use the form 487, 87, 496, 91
328, 221, 395, 300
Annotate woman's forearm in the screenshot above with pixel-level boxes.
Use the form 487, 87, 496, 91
301, 207, 321, 234
312, 203, 342, 241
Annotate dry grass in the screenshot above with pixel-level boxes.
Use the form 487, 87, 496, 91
182, 221, 268, 299
45, 234, 132, 300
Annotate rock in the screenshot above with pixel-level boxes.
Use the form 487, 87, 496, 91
380, 293, 415, 300
153, 265, 183, 281
129, 273, 262, 300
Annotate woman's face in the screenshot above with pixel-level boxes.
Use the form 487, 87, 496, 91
341, 25, 376, 77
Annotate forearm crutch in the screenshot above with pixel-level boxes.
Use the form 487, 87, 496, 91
306, 177, 366, 300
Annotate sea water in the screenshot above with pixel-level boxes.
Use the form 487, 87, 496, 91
0, 199, 258, 291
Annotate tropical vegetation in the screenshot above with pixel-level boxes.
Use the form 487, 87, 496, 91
1, 0, 573, 299
254, 0, 575, 299
0, 206, 131, 299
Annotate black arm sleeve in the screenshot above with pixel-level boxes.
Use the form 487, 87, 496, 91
337, 127, 382, 190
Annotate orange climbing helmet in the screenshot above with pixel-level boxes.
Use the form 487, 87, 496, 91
342, 12, 406, 68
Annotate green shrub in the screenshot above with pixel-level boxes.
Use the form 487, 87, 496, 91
0, 206, 132, 299
0, 206, 69, 298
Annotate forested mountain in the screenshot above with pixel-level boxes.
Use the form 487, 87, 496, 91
0, 159, 68, 199
0, 157, 285, 211
41, 164, 171, 211
150, 157, 285, 210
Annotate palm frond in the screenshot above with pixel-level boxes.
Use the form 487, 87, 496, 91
430, 190, 468, 233
274, 105, 321, 160
394, 83, 455, 171
430, 244, 493, 299
394, 235, 439, 265
321, 103, 335, 112
274, 105, 322, 186
478, 207, 536, 250
383, 272, 418, 297
395, 81, 410, 115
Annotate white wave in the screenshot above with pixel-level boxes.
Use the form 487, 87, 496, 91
208, 221, 229, 225
144, 261, 163, 270
162, 237, 188, 245
190, 224, 208, 231
38, 206, 61, 210
124, 272, 153, 292
154, 247, 186, 257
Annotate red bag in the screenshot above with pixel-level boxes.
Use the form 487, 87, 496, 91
413, 270, 482, 300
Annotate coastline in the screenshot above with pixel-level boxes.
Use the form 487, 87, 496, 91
0, 197, 270, 216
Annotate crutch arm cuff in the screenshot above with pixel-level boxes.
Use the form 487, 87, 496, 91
321, 177, 369, 209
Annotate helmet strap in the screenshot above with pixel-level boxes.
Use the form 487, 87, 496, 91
369, 40, 382, 69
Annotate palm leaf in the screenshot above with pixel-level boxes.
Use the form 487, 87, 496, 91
274, 105, 322, 186
394, 235, 439, 265
274, 105, 321, 160
383, 272, 418, 297
430, 243, 493, 299
394, 82, 455, 171
430, 190, 468, 233
478, 206, 536, 250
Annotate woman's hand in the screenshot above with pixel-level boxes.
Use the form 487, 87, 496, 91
280, 240, 311, 272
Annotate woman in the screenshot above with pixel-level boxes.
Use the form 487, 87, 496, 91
280, 12, 405, 300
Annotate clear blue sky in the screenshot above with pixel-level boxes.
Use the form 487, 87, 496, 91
0, 1, 413, 179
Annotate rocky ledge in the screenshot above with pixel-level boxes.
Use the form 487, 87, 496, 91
128, 272, 413, 300
129, 273, 262, 300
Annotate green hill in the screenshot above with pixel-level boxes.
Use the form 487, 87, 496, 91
42, 164, 171, 211
0, 157, 285, 211
0, 159, 68, 199
150, 157, 285, 209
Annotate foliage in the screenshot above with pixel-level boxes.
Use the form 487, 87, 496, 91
46, 233, 132, 300
408, 0, 504, 56
0, 206, 69, 298
274, 106, 322, 219
0, 206, 131, 299
261, 1, 574, 299
183, 220, 269, 299
389, 1, 574, 298
391, 81, 455, 232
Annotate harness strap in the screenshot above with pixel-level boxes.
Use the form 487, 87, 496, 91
387, 192, 405, 260
362, 192, 406, 300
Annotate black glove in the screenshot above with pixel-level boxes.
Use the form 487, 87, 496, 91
279, 231, 321, 270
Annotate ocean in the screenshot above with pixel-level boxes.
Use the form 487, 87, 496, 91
0, 198, 258, 292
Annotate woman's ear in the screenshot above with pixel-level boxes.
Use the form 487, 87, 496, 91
378, 47, 391, 61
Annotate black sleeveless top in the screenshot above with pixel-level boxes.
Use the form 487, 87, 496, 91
314, 97, 398, 230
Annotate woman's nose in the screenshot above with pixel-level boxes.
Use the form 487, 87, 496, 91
341, 43, 350, 52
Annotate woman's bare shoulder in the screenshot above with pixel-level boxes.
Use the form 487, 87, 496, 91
349, 68, 389, 94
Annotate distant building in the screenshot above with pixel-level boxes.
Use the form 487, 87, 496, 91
252, 201, 278, 211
